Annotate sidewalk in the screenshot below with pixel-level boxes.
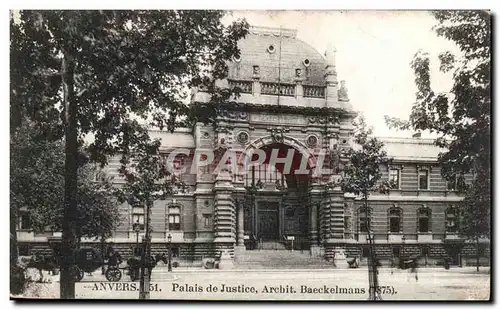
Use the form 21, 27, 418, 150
60, 265, 489, 280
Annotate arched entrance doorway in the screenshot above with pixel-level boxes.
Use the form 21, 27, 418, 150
241, 140, 317, 249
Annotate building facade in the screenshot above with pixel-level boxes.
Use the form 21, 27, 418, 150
16, 26, 489, 267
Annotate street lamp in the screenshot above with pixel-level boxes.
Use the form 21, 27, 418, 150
402, 234, 406, 259
133, 221, 141, 257
167, 234, 172, 272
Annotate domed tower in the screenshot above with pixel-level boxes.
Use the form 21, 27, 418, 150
191, 26, 356, 263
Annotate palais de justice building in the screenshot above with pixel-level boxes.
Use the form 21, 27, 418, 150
17, 26, 488, 267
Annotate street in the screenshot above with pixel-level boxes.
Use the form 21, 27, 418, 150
17, 267, 490, 300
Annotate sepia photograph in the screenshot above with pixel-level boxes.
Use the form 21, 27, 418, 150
9, 8, 491, 301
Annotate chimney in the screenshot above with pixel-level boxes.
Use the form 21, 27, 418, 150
412, 132, 422, 138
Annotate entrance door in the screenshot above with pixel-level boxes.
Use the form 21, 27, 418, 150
258, 203, 279, 240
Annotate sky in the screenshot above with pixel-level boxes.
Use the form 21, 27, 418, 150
222, 10, 461, 138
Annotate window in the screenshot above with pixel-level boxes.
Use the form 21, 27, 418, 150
19, 213, 32, 230
392, 246, 401, 258
203, 214, 212, 228
168, 206, 181, 231
389, 169, 400, 189
418, 169, 429, 190
358, 207, 371, 233
446, 206, 458, 233
418, 207, 431, 233
388, 207, 402, 233
132, 207, 145, 230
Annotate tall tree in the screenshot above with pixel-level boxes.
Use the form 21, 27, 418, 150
11, 10, 248, 298
337, 116, 392, 300
10, 120, 121, 294
384, 11, 491, 269
115, 123, 185, 300
10, 120, 64, 271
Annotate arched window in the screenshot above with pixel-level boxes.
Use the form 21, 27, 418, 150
168, 205, 181, 231
417, 206, 432, 233
358, 206, 371, 233
388, 206, 402, 233
445, 206, 458, 233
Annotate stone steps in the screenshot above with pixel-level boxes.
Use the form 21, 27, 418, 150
235, 249, 334, 269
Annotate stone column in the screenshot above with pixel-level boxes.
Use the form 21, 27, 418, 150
324, 44, 339, 109
234, 199, 246, 259
310, 203, 318, 245
324, 187, 349, 268
309, 178, 324, 257
214, 170, 236, 255
237, 201, 245, 246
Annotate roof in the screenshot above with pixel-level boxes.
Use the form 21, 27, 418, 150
227, 26, 327, 85
379, 137, 444, 162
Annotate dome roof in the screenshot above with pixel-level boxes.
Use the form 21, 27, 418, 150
227, 26, 327, 86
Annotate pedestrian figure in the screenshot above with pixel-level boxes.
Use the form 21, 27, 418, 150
405, 258, 418, 282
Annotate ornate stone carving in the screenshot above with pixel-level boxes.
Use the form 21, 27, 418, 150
215, 126, 234, 150
250, 113, 306, 125
236, 131, 249, 145
306, 135, 318, 148
253, 65, 260, 77
216, 109, 248, 121
308, 115, 340, 126
327, 132, 339, 150
200, 131, 211, 139
329, 148, 341, 171
338, 80, 349, 101
295, 68, 302, 78
267, 127, 290, 144
239, 111, 248, 120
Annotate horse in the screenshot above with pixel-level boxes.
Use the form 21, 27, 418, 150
21, 254, 58, 283
126, 254, 161, 281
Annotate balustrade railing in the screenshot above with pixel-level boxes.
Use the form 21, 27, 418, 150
303, 85, 325, 98
261, 82, 295, 96
228, 79, 253, 93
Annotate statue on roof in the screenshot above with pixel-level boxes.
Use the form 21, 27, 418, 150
338, 80, 349, 101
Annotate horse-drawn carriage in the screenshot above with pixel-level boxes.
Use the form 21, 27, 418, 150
23, 242, 171, 283
23, 245, 126, 282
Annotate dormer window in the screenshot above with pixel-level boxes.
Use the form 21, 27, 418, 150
303, 59, 311, 67
267, 45, 275, 54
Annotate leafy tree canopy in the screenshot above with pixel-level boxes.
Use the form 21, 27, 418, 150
10, 120, 121, 240
384, 10, 490, 184
338, 116, 392, 197
384, 11, 491, 240
11, 10, 249, 164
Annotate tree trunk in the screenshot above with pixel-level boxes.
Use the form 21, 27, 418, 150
101, 236, 106, 275
60, 49, 78, 300
365, 193, 380, 300
139, 201, 152, 300
476, 236, 480, 272
10, 206, 19, 294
